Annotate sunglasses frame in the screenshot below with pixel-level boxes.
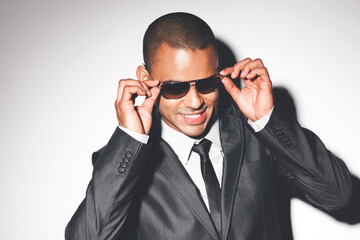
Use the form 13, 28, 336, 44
157, 74, 222, 100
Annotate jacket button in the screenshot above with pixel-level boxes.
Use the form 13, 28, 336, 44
122, 157, 130, 163
125, 151, 132, 158
118, 167, 125, 173
120, 162, 128, 168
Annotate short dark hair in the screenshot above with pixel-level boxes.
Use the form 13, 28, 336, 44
143, 12, 217, 72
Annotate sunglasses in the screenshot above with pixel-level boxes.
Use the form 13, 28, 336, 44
157, 74, 222, 100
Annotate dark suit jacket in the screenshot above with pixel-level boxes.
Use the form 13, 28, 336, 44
65, 103, 352, 240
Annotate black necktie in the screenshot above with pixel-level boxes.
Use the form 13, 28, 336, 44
192, 139, 222, 235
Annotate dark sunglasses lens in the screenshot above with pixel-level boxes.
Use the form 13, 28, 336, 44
161, 82, 190, 99
196, 76, 221, 94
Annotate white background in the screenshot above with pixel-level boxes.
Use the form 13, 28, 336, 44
0, 0, 359, 239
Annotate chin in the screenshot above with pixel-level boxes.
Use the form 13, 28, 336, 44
180, 124, 208, 138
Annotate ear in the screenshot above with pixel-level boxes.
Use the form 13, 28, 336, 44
136, 65, 151, 82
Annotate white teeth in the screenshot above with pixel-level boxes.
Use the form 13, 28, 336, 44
183, 114, 201, 119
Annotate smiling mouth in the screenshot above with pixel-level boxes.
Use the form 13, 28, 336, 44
179, 108, 207, 124
182, 113, 202, 119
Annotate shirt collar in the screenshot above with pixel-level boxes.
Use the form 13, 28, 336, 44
160, 117, 222, 165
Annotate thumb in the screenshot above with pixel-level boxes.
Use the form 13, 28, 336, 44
221, 77, 241, 101
141, 86, 160, 113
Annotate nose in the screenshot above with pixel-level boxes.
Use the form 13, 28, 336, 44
183, 84, 204, 109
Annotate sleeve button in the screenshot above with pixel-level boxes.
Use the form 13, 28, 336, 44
120, 162, 128, 168
122, 157, 129, 163
125, 151, 132, 158
118, 167, 125, 173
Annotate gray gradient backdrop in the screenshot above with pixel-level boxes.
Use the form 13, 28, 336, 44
0, 0, 359, 239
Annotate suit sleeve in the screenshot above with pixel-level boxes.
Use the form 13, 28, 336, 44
65, 127, 151, 240
254, 105, 353, 211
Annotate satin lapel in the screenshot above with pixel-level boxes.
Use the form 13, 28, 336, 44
156, 138, 221, 240
219, 110, 245, 240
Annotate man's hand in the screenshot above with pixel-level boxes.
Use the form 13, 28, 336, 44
115, 79, 160, 135
220, 58, 273, 121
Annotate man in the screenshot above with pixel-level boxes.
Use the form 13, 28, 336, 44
65, 12, 353, 240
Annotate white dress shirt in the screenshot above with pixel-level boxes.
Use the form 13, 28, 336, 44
160, 118, 223, 210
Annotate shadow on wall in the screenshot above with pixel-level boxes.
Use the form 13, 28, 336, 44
216, 38, 360, 239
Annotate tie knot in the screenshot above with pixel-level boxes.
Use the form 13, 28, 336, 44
192, 138, 212, 161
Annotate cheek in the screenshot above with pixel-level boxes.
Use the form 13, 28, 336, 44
204, 92, 219, 108
158, 98, 177, 117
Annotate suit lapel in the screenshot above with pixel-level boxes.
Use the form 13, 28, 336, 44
156, 138, 221, 240
219, 107, 246, 240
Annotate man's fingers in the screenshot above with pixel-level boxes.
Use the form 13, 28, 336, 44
117, 79, 143, 101
223, 58, 265, 80
121, 85, 149, 103
141, 86, 160, 113
116, 79, 159, 102
139, 81, 151, 97
143, 79, 159, 87
221, 76, 241, 101
220, 67, 234, 76
240, 58, 264, 79
242, 67, 272, 90
140, 80, 159, 97
231, 58, 252, 79
245, 67, 266, 79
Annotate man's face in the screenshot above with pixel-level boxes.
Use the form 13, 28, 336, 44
150, 43, 219, 138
